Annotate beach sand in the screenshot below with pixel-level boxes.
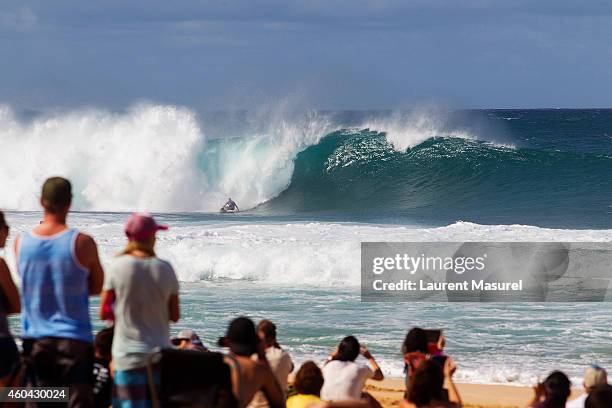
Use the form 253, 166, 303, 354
365, 378, 584, 408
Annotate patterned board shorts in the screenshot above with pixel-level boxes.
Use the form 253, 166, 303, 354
112, 368, 160, 408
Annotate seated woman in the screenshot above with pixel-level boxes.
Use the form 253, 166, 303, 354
400, 359, 462, 408
221, 317, 286, 408
248, 320, 294, 408
288, 361, 379, 408
402, 328, 430, 387
287, 361, 324, 408
320, 336, 384, 402
528, 371, 571, 408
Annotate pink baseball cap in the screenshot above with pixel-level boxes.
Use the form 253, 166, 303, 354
124, 213, 168, 241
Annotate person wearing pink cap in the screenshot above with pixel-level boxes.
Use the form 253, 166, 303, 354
99, 213, 179, 408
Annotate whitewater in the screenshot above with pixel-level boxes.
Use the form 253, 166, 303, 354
0, 104, 487, 213
0, 103, 334, 212
2, 104, 612, 386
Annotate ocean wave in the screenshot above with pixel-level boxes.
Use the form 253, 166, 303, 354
2, 105, 610, 228
0, 104, 332, 212
4, 212, 611, 386
6, 213, 609, 286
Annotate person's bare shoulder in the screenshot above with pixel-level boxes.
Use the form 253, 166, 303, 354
75, 232, 100, 266
76, 232, 96, 251
254, 359, 276, 378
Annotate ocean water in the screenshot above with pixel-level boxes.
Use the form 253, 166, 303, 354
2, 107, 612, 386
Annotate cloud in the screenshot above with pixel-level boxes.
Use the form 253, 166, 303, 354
0, 6, 37, 30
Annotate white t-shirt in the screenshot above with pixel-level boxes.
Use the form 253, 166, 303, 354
247, 347, 294, 408
320, 360, 373, 401
566, 393, 586, 408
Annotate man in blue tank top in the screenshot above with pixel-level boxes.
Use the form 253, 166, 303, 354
16, 177, 104, 408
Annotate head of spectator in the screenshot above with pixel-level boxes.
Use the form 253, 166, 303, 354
332, 336, 360, 362
533, 371, 571, 408
222, 317, 260, 357
257, 319, 280, 349
122, 212, 168, 257
583, 365, 608, 392
586, 384, 612, 408
41, 177, 72, 217
172, 329, 207, 351
94, 327, 114, 362
407, 359, 445, 406
402, 327, 429, 355
294, 361, 324, 397
0, 211, 8, 248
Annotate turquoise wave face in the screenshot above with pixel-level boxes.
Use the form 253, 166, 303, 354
259, 130, 612, 228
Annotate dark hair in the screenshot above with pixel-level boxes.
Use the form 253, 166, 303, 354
402, 327, 429, 355
0, 211, 6, 230
94, 327, 114, 360
257, 320, 277, 342
42, 177, 72, 213
226, 316, 259, 357
333, 336, 360, 362
407, 359, 445, 406
586, 384, 612, 408
294, 361, 324, 396
540, 371, 571, 408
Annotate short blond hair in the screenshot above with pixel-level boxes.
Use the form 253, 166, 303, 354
585, 366, 608, 389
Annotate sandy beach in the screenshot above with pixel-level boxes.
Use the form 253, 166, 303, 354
364, 378, 584, 408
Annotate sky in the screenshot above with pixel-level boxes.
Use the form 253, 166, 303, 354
2, 0, 612, 110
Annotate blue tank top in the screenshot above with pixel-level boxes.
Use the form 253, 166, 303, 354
18, 229, 93, 342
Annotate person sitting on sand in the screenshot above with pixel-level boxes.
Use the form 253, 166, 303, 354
585, 384, 612, 408
400, 359, 462, 408
172, 329, 208, 351
567, 365, 607, 408
248, 320, 294, 408
288, 361, 324, 408
221, 316, 285, 408
100, 212, 180, 408
288, 361, 377, 408
320, 336, 384, 402
17, 177, 105, 406
529, 371, 571, 408
0, 211, 21, 387
402, 328, 430, 387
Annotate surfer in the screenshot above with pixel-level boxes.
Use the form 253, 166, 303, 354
221, 198, 239, 213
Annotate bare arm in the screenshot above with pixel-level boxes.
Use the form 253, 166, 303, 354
168, 294, 180, 323
0, 259, 20, 314
75, 233, 104, 295
444, 358, 462, 406
260, 365, 285, 408
361, 346, 384, 381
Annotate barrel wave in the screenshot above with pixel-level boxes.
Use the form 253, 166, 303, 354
1, 104, 611, 228
261, 128, 612, 228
